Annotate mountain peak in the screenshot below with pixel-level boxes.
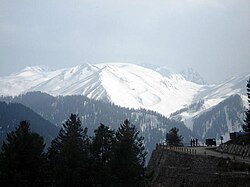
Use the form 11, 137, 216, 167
180, 67, 206, 85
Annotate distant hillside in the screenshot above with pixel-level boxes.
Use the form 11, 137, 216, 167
193, 94, 245, 140
0, 102, 59, 146
0, 91, 196, 159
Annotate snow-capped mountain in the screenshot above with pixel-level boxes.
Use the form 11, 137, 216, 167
0, 63, 249, 142
180, 67, 206, 85
0, 63, 201, 116
169, 72, 249, 141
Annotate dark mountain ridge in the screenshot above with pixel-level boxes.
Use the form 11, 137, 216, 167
0, 91, 196, 159
0, 101, 59, 146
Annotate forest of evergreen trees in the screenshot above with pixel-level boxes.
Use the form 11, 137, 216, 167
0, 114, 147, 187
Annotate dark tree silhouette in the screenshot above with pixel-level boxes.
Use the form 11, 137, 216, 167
90, 123, 115, 186
0, 121, 46, 186
47, 114, 91, 186
110, 119, 147, 187
166, 127, 183, 146
243, 79, 250, 132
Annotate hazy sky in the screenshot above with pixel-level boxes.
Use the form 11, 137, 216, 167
0, 0, 250, 83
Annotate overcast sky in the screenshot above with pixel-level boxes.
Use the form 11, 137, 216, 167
0, 0, 250, 83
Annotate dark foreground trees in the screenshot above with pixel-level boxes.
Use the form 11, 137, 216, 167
90, 123, 115, 186
0, 121, 46, 186
111, 119, 147, 187
243, 79, 250, 132
0, 115, 147, 187
47, 113, 91, 186
166, 127, 183, 146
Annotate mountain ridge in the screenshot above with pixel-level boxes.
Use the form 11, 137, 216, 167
0, 63, 249, 141
0, 63, 202, 116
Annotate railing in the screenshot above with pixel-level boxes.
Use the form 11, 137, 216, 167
155, 143, 250, 164
156, 143, 197, 155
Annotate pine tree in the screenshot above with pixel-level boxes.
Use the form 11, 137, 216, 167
47, 114, 91, 186
110, 119, 147, 187
0, 121, 46, 186
243, 79, 250, 132
166, 127, 183, 146
90, 123, 115, 186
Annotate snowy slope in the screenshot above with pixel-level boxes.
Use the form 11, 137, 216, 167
95, 63, 201, 115
0, 63, 202, 116
170, 72, 250, 139
28, 64, 108, 100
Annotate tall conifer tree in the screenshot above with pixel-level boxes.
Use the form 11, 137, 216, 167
110, 119, 147, 187
47, 114, 90, 186
0, 121, 46, 186
165, 127, 183, 146
91, 123, 115, 186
